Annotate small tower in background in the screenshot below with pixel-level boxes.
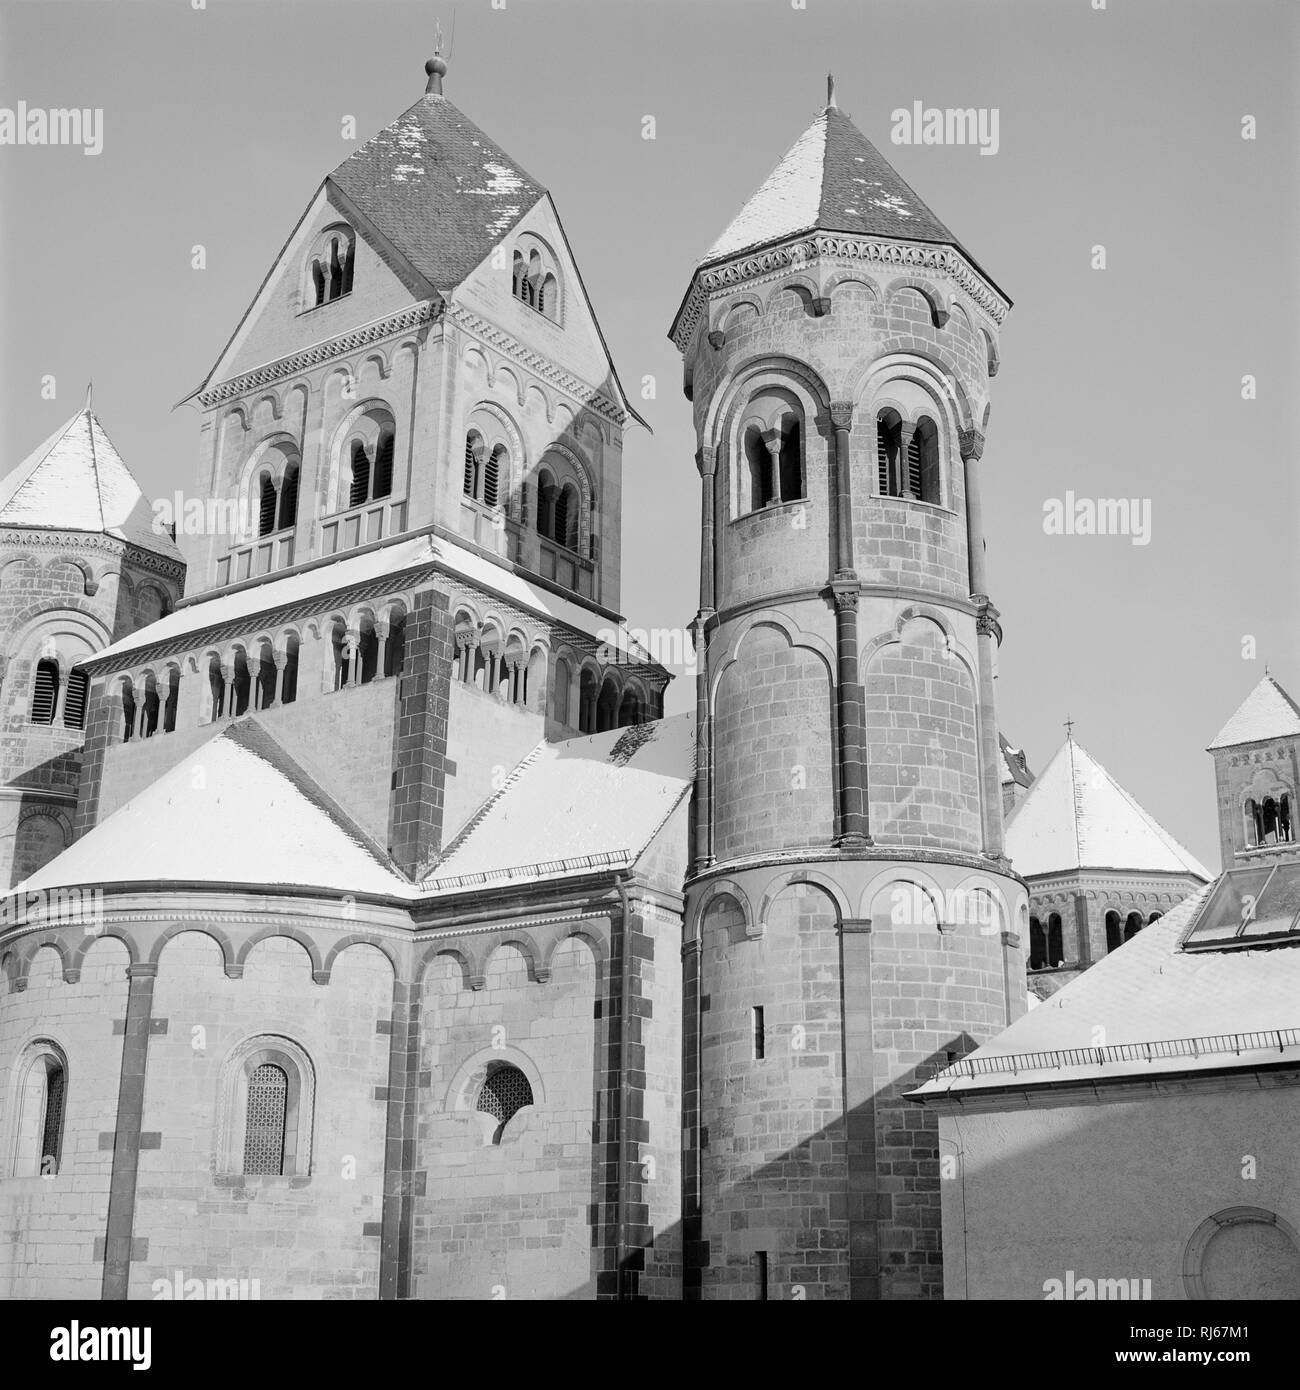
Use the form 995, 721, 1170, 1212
1208, 673, 1300, 867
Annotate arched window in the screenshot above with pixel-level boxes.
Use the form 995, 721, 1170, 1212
348, 440, 370, 509
1029, 916, 1046, 969
206, 654, 226, 722
579, 668, 598, 734
512, 251, 526, 301
1282, 794, 1293, 842
383, 611, 407, 678
553, 657, 571, 726
330, 620, 349, 691
484, 445, 505, 509
30, 659, 59, 724
618, 688, 643, 728
357, 614, 379, 685
555, 483, 579, 551
1124, 910, 1144, 942
778, 413, 804, 502
1105, 909, 1123, 953
1148, 911, 1163, 924
120, 677, 136, 742
464, 431, 484, 498
308, 227, 355, 307
253, 640, 276, 710
527, 250, 542, 306
258, 473, 277, 537
8, 1043, 67, 1177
277, 463, 300, 531
280, 634, 300, 705
744, 426, 773, 512
230, 649, 251, 716
140, 673, 160, 738
371, 428, 395, 501
220, 1037, 314, 1179
63, 668, 89, 730
243, 1063, 289, 1176
476, 1062, 534, 1145
877, 410, 903, 497
1245, 797, 1261, 847
536, 469, 558, 539
1047, 912, 1064, 967
911, 416, 941, 504
511, 240, 562, 322
596, 675, 619, 733
539, 273, 558, 320
162, 666, 180, 733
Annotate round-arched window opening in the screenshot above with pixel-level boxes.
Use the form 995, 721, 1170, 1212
475, 1063, 534, 1145
1183, 1208, 1300, 1300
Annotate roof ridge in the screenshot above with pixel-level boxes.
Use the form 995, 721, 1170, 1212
83, 408, 108, 534
432, 738, 550, 871
227, 719, 404, 880
1073, 739, 1208, 877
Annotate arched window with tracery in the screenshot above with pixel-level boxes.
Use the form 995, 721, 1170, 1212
510, 238, 562, 323
737, 388, 804, 516
307, 226, 355, 308
220, 1036, 314, 1179
476, 1062, 534, 1145
336, 405, 398, 513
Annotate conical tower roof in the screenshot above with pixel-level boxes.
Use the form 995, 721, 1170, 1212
1208, 675, 1300, 750
0, 406, 182, 561
1005, 737, 1210, 880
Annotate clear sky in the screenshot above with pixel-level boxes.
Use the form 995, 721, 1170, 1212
1, 0, 1296, 872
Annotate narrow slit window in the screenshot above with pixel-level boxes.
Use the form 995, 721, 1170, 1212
756, 1252, 769, 1301
753, 1005, 765, 1061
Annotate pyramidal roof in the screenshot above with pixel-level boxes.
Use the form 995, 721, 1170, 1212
1004, 737, 1210, 880
1208, 675, 1300, 750
328, 91, 546, 294
0, 407, 182, 561
15, 721, 410, 900
702, 104, 964, 267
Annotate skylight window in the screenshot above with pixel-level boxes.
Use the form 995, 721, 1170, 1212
1180, 857, 1300, 951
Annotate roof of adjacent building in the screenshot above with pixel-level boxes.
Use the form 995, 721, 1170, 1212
15, 721, 407, 900
1208, 674, 1300, 750
1004, 736, 1210, 880
911, 885, 1300, 1099
328, 92, 546, 294
0, 407, 183, 562
424, 714, 694, 892
701, 104, 983, 272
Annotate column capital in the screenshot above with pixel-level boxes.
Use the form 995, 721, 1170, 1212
973, 596, 1002, 642
697, 444, 717, 476
959, 427, 986, 461
829, 400, 854, 431
830, 580, 860, 613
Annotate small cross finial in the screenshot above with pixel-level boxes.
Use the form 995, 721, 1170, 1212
827, 73, 837, 109
1064, 715, 1074, 740
84, 381, 93, 412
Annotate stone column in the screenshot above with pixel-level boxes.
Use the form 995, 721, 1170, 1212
959, 427, 988, 596
899, 421, 918, 499
974, 602, 1004, 858
698, 446, 716, 613
694, 446, 717, 873
839, 918, 879, 1299
832, 582, 870, 846
829, 402, 856, 574
762, 429, 783, 504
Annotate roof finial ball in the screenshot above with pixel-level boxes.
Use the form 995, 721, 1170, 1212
425, 51, 448, 96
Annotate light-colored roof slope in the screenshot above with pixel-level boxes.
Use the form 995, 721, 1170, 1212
88, 532, 655, 667
15, 722, 409, 899
426, 714, 694, 891
1208, 675, 1300, 749
1004, 737, 1209, 880
329, 92, 545, 294
912, 888, 1300, 1095
0, 408, 182, 561
704, 106, 960, 266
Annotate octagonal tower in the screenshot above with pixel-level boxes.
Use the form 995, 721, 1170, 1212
670, 90, 1028, 1300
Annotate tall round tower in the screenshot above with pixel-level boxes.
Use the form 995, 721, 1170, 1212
670, 91, 1028, 1300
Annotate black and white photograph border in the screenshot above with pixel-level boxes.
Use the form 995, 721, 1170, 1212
0, 0, 1296, 1339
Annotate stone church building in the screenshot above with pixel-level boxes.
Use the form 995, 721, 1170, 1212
3, 52, 1253, 1301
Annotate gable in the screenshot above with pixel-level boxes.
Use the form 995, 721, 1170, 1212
452, 194, 640, 419
198, 183, 428, 392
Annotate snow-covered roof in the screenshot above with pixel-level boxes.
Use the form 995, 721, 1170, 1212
999, 734, 1033, 789
14, 721, 409, 900
911, 887, 1300, 1098
1004, 737, 1210, 880
1208, 675, 1300, 750
88, 532, 657, 667
329, 93, 545, 294
0, 408, 183, 562
702, 106, 960, 266
426, 714, 693, 891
